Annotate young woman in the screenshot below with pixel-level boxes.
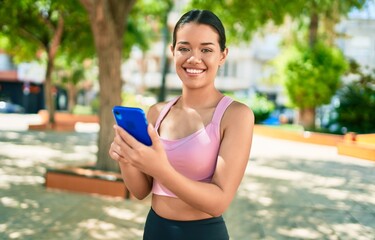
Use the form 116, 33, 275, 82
109, 9, 254, 240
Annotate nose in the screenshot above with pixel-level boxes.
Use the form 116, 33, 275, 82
187, 54, 202, 64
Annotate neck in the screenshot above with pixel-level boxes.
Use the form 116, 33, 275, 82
179, 88, 223, 109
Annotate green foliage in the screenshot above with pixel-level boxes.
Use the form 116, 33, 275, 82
249, 94, 275, 123
91, 96, 100, 114
72, 95, 100, 115
124, 0, 173, 58
0, 0, 173, 115
54, 56, 86, 85
0, 0, 94, 63
188, 0, 367, 44
0, 0, 173, 62
188, 0, 304, 42
72, 105, 94, 115
334, 61, 375, 133
273, 41, 348, 109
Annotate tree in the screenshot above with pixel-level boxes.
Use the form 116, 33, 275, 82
125, 0, 173, 101
273, 0, 366, 129
79, 0, 136, 171
189, 0, 368, 128
0, 0, 94, 124
80, 0, 176, 171
273, 41, 348, 129
157, 0, 173, 102
1, 0, 174, 172
54, 59, 86, 113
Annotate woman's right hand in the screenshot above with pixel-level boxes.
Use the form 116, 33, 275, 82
109, 124, 172, 178
109, 125, 130, 165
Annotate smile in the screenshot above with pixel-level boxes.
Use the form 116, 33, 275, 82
185, 68, 205, 74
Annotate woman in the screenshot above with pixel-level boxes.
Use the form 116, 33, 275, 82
109, 9, 254, 240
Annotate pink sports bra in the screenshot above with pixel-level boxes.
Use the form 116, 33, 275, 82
152, 96, 233, 198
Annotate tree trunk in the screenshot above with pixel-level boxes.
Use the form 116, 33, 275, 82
80, 0, 136, 172
309, 3, 319, 48
302, 3, 318, 130
45, 15, 64, 126
44, 59, 55, 125
67, 81, 76, 113
157, 2, 173, 102
299, 108, 316, 130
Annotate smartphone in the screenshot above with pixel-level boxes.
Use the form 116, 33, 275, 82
112, 106, 152, 146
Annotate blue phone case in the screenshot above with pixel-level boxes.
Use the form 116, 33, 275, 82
112, 106, 152, 146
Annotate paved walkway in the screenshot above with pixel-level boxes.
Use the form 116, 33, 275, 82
0, 114, 374, 239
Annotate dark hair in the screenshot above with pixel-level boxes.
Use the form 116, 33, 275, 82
172, 9, 226, 52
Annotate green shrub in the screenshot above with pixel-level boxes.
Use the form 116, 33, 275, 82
228, 93, 275, 124
334, 61, 375, 133
250, 95, 275, 123
72, 105, 94, 115
281, 41, 348, 109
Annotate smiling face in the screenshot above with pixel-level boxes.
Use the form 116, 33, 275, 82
171, 23, 228, 90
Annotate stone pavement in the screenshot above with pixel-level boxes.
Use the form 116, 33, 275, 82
0, 114, 374, 239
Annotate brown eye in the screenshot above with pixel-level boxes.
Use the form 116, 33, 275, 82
178, 47, 190, 52
201, 48, 213, 53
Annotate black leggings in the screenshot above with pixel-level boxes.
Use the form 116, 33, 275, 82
143, 208, 229, 240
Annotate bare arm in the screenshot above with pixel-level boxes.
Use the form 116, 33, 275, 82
110, 127, 152, 200
108, 103, 164, 200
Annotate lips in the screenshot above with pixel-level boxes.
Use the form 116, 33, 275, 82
185, 68, 205, 74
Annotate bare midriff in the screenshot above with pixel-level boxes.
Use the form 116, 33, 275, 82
152, 194, 213, 220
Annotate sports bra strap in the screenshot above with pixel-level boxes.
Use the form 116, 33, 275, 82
155, 96, 180, 130
211, 96, 233, 126
155, 96, 233, 130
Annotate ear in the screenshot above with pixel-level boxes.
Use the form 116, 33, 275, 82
219, 48, 228, 66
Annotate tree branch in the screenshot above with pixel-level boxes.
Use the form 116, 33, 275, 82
80, 0, 94, 12
17, 27, 45, 48
38, 10, 55, 32
48, 14, 64, 59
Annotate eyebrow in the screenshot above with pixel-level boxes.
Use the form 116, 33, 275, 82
177, 41, 215, 46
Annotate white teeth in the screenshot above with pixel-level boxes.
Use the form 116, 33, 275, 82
186, 68, 204, 74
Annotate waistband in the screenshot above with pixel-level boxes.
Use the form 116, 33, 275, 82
149, 207, 224, 225
144, 208, 229, 240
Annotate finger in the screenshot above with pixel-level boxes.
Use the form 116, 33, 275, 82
113, 132, 127, 146
109, 142, 123, 159
112, 136, 133, 160
113, 128, 142, 163
114, 125, 142, 148
109, 150, 120, 161
111, 134, 132, 157
109, 143, 121, 160
109, 142, 131, 164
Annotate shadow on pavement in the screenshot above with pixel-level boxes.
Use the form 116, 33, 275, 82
1, 131, 374, 239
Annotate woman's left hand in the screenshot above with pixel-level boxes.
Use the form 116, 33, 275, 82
113, 124, 171, 178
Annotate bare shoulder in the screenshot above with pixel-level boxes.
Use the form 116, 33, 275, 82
146, 101, 168, 125
224, 100, 254, 126
220, 99, 254, 147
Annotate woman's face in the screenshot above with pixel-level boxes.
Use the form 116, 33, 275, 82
171, 23, 228, 90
